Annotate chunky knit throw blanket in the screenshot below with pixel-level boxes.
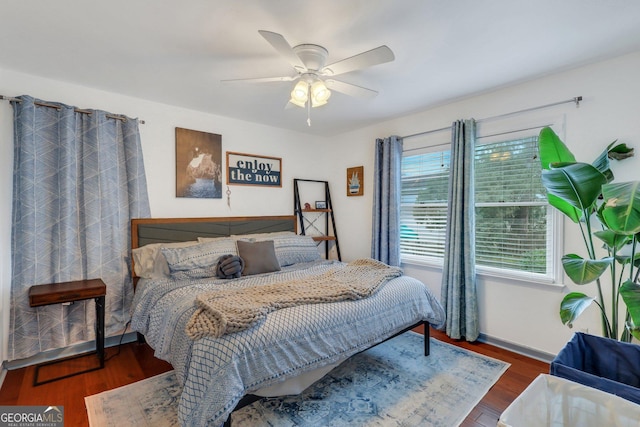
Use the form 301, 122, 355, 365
186, 258, 403, 339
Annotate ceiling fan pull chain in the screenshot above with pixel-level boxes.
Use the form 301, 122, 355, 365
307, 89, 312, 126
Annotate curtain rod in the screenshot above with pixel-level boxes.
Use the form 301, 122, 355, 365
0, 95, 145, 124
402, 96, 582, 140
402, 123, 553, 152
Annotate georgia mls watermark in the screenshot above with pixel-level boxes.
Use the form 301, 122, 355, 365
0, 406, 63, 427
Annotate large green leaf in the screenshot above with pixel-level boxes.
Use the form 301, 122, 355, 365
620, 280, 640, 340
538, 127, 575, 170
595, 202, 608, 230
541, 163, 607, 212
614, 254, 640, 267
591, 141, 633, 175
591, 140, 634, 181
601, 181, 640, 234
547, 193, 581, 223
594, 230, 630, 251
591, 141, 614, 182
537, 127, 582, 222
562, 254, 611, 284
560, 292, 595, 327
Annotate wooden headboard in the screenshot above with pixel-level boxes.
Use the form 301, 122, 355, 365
131, 215, 298, 250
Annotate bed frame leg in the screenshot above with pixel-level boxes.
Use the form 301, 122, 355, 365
424, 322, 430, 356
136, 332, 146, 344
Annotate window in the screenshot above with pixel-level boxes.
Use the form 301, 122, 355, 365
400, 133, 555, 280
400, 150, 450, 259
474, 137, 551, 274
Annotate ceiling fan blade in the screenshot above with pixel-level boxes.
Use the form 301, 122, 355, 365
221, 76, 297, 84
322, 45, 394, 76
325, 79, 378, 99
258, 30, 307, 71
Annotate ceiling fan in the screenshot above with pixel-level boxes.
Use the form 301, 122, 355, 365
222, 30, 395, 125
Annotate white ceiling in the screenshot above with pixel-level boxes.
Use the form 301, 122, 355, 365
1, 1, 640, 136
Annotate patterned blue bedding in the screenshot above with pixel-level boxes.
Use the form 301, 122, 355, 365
131, 260, 446, 426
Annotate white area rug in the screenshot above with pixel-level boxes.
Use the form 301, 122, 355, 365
85, 333, 509, 426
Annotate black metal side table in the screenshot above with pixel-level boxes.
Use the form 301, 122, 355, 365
28, 278, 106, 386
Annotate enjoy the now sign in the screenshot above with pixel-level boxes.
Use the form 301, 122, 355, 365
226, 152, 282, 187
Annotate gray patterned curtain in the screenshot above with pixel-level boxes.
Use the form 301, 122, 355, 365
371, 135, 403, 266
9, 95, 151, 361
441, 119, 479, 341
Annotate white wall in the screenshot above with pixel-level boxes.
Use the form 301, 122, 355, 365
325, 51, 640, 357
0, 68, 330, 364
2, 51, 640, 364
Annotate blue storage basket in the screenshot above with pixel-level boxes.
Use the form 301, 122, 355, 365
550, 332, 640, 405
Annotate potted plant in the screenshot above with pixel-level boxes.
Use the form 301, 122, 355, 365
538, 127, 640, 342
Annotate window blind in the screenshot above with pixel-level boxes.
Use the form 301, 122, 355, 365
474, 136, 550, 273
400, 135, 553, 276
400, 151, 450, 259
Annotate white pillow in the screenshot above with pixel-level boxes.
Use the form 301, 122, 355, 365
132, 240, 199, 279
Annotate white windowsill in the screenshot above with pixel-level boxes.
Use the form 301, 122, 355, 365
401, 255, 565, 289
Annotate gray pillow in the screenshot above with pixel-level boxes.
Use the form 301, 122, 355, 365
236, 240, 281, 276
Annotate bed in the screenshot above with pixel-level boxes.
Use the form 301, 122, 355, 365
129, 215, 446, 426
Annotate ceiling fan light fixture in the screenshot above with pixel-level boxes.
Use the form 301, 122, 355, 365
227, 31, 396, 123
289, 81, 309, 107
310, 80, 331, 107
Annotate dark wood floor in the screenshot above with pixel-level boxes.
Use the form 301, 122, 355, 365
0, 327, 548, 426
429, 327, 549, 427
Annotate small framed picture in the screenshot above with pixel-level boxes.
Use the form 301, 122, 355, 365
315, 201, 327, 209
347, 166, 364, 196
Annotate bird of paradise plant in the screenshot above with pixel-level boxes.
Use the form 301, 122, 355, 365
538, 127, 640, 341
